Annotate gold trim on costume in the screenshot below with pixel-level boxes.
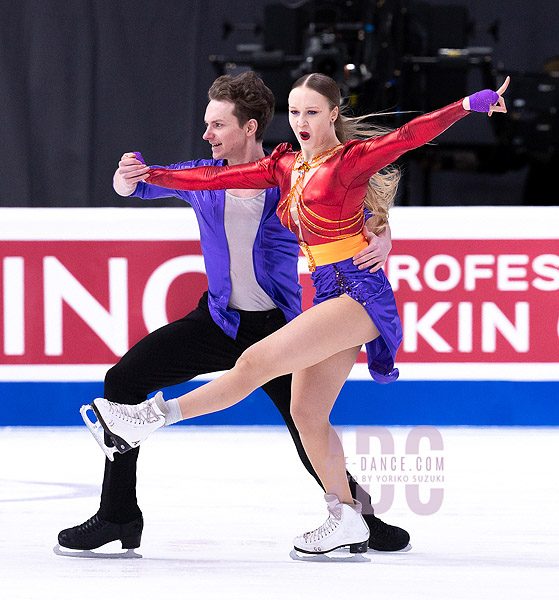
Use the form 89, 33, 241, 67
277, 144, 366, 242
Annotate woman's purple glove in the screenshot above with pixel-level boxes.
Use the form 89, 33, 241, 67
468, 90, 500, 113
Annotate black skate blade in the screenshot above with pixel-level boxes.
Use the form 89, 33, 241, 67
53, 544, 142, 559
289, 549, 370, 563
91, 401, 133, 455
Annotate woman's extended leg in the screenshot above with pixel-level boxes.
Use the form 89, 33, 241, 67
290, 345, 362, 504
175, 293, 380, 420
90, 294, 380, 453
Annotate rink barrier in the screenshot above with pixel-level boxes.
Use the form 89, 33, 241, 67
1, 207, 558, 426
1, 379, 558, 426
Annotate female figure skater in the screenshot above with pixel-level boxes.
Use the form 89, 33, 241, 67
89, 73, 509, 555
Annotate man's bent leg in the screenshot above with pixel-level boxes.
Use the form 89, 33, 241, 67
61, 296, 242, 550
97, 301, 242, 523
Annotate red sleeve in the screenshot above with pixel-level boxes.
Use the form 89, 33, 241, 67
340, 100, 469, 187
146, 143, 291, 191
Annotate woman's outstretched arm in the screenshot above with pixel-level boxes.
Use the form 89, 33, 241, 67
341, 77, 510, 187
145, 144, 290, 191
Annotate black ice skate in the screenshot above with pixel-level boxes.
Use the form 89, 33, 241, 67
54, 513, 143, 558
364, 513, 411, 552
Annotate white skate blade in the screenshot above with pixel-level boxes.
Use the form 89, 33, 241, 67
53, 544, 142, 559
370, 543, 413, 553
290, 548, 370, 563
80, 404, 118, 462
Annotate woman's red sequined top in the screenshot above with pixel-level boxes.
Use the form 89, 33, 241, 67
147, 100, 469, 246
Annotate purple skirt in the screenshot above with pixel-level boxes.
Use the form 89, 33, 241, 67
311, 257, 402, 383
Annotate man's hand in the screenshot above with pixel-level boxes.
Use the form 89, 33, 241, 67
353, 223, 392, 273
113, 152, 150, 196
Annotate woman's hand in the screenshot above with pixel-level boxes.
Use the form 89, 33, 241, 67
113, 152, 150, 196
463, 76, 510, 116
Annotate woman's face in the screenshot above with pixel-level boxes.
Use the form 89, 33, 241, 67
288, 86, 338, 151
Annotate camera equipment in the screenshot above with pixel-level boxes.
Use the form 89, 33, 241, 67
209, 1, 558, 178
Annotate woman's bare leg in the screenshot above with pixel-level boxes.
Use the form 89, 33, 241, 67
175, 294, 380, 420
290, 345, 362, 504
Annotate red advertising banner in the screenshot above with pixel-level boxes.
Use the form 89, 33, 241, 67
386, 239, 559, 363
1, 208, 558, 381
1, 240, 208, 364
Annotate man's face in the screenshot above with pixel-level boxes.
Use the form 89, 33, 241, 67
203, 100, 248, 161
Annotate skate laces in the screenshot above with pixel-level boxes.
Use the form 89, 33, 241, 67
106, 399, 161, 425
302, 514, 340, 543
367, 514, 394, 536
76, 514, 106, 534
302, 501, 343, 543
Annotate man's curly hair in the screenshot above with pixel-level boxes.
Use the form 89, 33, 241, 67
208, 71, 275, 141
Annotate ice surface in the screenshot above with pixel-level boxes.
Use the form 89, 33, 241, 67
0, 426, 557, 600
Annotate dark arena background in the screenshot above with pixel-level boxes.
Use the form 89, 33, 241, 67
2, 0, 558, 209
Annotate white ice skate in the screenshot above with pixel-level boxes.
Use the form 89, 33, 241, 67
83, 393, 166, 457
292, 494, 370, 559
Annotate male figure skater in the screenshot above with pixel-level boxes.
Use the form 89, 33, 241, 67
58, 71, 409, 553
